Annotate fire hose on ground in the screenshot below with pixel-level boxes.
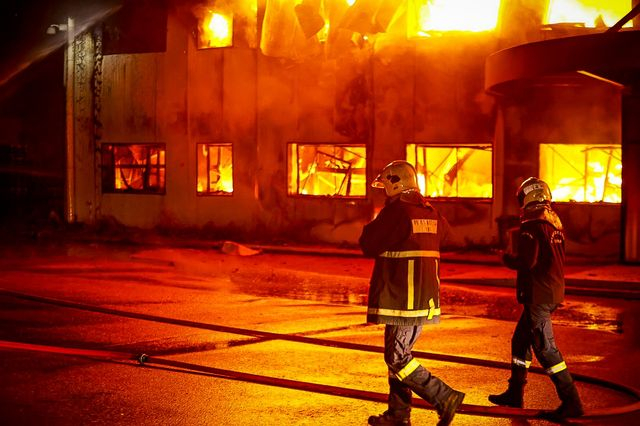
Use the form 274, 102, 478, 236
0, 288, 639, 421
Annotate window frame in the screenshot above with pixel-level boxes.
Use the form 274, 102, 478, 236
406, 143, 493, 200
287, 142, 368, 199
196, 142, 234, 196
538, 143, 622, 204
100, 143, 166, 195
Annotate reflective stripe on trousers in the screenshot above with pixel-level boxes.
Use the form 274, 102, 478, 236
511, 304, 566, 373
384, 325, 454, 412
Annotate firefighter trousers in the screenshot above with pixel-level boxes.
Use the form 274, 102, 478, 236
509, 304, 582, 410
511, 303, 565, 374
383, 324, 456, 419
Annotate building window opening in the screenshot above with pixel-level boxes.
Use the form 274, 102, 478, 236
197, 143, 233, 195
539, 144, 621, 203
406, 144, 492, 198
101, 144, 166, 194
288, 143, 366, 197
407, 0, 502, 36
545, 0, 633, 28
197, 9, 233, 48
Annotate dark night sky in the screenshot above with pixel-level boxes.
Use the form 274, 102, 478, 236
1, 1, 81, 58
0, 0, 121, 86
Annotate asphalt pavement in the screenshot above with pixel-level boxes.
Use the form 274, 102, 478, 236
0, 234, 639, 425
215, 240, 640, 301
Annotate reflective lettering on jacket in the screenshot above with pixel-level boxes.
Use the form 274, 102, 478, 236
359, 194, 449, 326
411, 219, 437, 234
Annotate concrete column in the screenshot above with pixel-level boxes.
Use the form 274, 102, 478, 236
621, 86, 640, 263
73, 31, 97, 224
64, 17, 76, 223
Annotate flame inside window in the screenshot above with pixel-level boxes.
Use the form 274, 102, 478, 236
199, 10, 233, 48
408, 0, 501, 35
288, 144, 366, 197
407, 144, 493, 198
545, 0, 632, 28
539, 144, 621, 203
197, 144, 233, 195
101, 144, 166, 194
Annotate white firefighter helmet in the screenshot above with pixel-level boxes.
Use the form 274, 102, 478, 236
372, 160, 419, 197
517, 177, 552, 208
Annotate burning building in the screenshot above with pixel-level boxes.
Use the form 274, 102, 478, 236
4, 0, 639, 262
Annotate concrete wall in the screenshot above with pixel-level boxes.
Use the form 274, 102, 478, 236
80, 4, 501, 247
497, 81, 622, 257
71, 1, 625, 256
484, 0, 625, 258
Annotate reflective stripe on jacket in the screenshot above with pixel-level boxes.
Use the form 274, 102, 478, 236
359, 191, 449, 326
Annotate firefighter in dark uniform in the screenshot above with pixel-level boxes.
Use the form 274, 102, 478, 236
360, 160, 465, 426
489, 177, 584, 421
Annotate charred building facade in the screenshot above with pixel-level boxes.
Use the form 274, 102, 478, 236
11, 0, 640, 261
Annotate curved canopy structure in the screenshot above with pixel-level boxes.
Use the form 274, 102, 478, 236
484, 28, 640, 264
485, 31, 640, 93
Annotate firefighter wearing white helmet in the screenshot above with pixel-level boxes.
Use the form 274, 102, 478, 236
517, 176, 553, 210
360, 160, 465, 426
489, 177, 584, 421
371, 160, 420, 197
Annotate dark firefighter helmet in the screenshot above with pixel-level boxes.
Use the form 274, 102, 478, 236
517, 177, 552, 208
372, 160, 419, 197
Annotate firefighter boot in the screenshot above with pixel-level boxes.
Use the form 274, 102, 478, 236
488, 366, 527, 408
368, 411, 411, 426
386, 376, 412, 420
436, 390, 465, 426
544, 370, 584, 421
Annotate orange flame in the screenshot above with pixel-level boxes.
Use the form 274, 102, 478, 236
200, 10, 233, 48
540, 144, 621, 203
197, 144, 233, 194
545, 0, 632, 28
288, 144, 366, 197
409, 0, 501, 35
407, 144, 493, 198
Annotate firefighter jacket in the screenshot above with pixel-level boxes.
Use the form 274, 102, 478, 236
503, 204, 565, 304
359, 190, 450, 326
